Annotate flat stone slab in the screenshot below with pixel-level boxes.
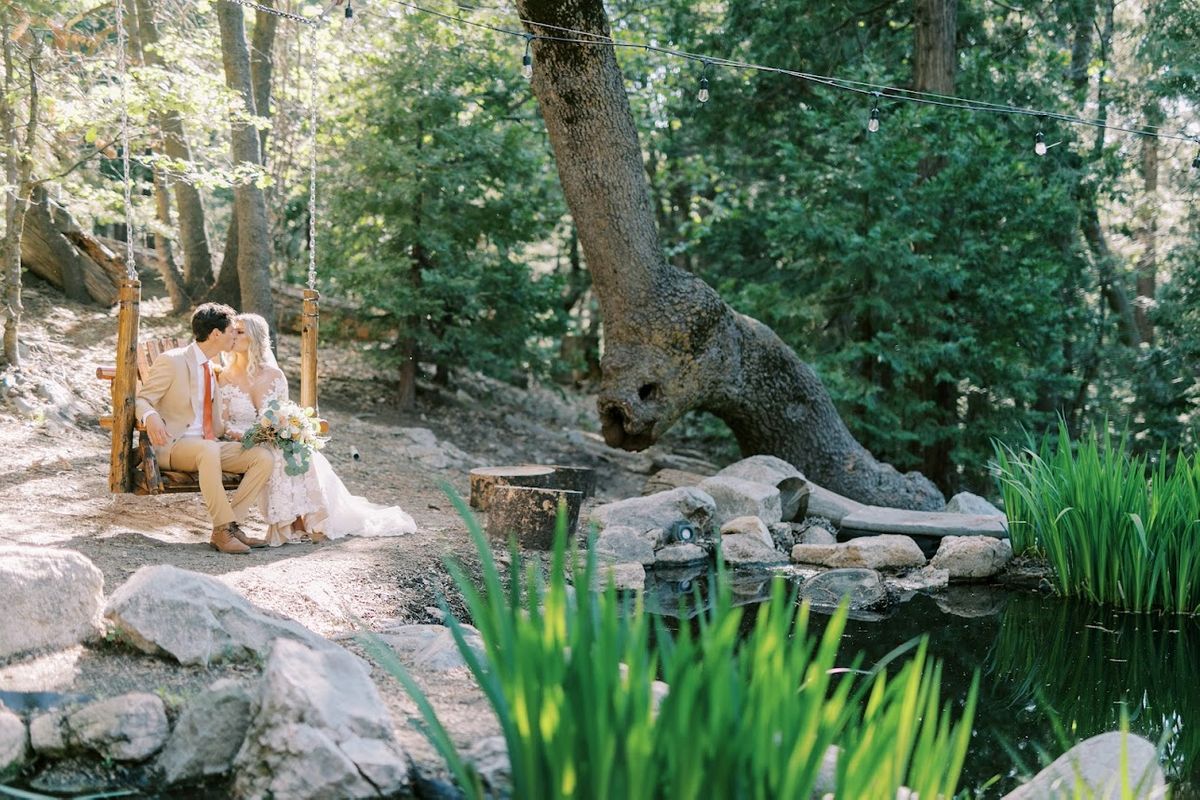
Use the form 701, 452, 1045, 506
840, 507, 1008, 539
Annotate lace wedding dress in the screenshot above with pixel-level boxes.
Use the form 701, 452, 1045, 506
220, 378, 416, 546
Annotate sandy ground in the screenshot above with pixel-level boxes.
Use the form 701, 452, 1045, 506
0, 281, 721, 793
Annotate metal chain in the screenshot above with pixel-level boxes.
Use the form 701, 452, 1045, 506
306, 26, 319, 291
114, 0, 136, 280
226, 0, 317, 25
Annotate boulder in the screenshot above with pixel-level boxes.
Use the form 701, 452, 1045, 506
719, 516, 774, 548
799, 569, 888, 611
720, 533, 788, 567
697, 476, 782, 528
1003, 732, 1167, 799
930, 536, 1013, 580
595, 525, 657, 566
795, 522, 837, 546
791, 535, 926, 570
588, 487, 716, 537
653, 542, 710, 567
377, 624, 485, 672
104, 565, 339, 667
31, 693, 168, 762
157, 679, 257, 784
233, 639, 411, 800
0, 705, 27, 780
715, 455, 808, 520
840, 507, 1009, 539
887, 566, 950, 595
0, 546, 104, 660
594, 562, 647, 592
945, 491, 1004, 517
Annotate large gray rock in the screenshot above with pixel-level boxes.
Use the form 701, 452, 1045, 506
0, 546, 104, 660
157, 679, 257, 785
104, 565, 338, 666
234, 638, 411, 800
945, 491, 1004, 517
31, 693, 168, 762
595, 525, 657, 566
0, 705, 27, 779
799, 569, 887, 611
653, 542, 710, 567
931, 536, 1013, 580
791, 535, 926, 570
719, 534, 789, 568
1003, 732, 1167, 799
594, 562, 647, 592
377, 624, 485, 672
697, 476, 782, 528
719, 516, 774, 548
715, 455, 808, 521
840, 507, 1009, 539
588, 487, 716, 537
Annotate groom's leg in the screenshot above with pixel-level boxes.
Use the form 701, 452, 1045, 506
221, 443, 273, 523
166, 439, 238, 527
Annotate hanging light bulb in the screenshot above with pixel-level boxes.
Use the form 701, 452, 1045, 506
1193, 141, 1200, 170
522, 36, 533, 79
1034, 130, 1048, 156
697, 60, 711, 103
343, 0, 354, 28
867, 92, 881, 133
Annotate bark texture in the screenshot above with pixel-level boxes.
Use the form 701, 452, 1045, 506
20, 188, 124, 305
515, 0, 943, 510
216, 0, 274, 327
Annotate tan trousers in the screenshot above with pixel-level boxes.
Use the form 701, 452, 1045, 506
164, 439, 273, 528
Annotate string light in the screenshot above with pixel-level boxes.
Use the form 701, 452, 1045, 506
867, 92, 881, 133
697, 60, 710, 103
1034, 130, 1047, 156
1193, 141, 1200, 170
344, 0, 355, 28
522, 34, 533, 79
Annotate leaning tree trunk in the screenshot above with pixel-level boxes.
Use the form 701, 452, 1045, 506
514, 0, 943, 510
133, 0, 214, 298
216, 0, 275, 328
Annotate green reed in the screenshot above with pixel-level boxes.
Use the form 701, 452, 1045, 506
995, 421, 1200, 613
360, 485, 975, 799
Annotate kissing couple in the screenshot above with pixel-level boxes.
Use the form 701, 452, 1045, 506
136, 302, 416, 554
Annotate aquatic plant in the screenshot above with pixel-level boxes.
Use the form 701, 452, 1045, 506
359, 486, 975, 799
995, 421, 1200, 613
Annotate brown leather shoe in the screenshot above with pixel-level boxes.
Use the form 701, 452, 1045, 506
211, 523, 250, 554
228, 522, 268, 549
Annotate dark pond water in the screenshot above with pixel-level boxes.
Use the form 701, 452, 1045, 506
646, 573, 1200, 798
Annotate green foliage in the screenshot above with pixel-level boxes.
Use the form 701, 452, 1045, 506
995, 421, 1200, 613
324, 16, 567, 383
360, 486, 976, 799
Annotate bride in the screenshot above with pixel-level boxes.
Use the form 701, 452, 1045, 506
218, 313, 417, 546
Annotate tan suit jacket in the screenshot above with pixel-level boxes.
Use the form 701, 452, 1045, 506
135, 346, 225, 460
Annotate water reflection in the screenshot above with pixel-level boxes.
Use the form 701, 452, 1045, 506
651, 574, 1200, 798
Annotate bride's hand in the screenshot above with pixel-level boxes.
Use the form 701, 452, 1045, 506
226, 429, 245, 441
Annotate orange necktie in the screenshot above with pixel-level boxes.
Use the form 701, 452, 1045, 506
202, 361, 215, 440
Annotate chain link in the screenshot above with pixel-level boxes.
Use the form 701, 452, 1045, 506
114, 0, 136, 280
306, 26, 319, 291
226, 0, 317, 25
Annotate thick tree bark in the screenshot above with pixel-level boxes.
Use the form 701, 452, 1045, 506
133, 0, 214, 297
212, 3, 277, 307
913, 0, 958, 492
216, 0, 274, 327
1, 23, 37, 366
20, 188, 125, 305
515, 0, 943, 510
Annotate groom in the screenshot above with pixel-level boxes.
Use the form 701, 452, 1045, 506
136, 303, 272, 554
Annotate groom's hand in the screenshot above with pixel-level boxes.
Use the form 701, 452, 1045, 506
144, 413, 169, 447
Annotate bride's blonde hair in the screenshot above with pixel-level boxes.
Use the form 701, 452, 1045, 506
238, 313, 275, 378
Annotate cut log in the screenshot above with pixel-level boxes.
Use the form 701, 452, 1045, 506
21, 189, 125, 305
469, 465, 558, 511
486, 486, 583, 550
530, 464, 596, 499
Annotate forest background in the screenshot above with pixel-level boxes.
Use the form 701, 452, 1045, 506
2, 0, 1199, 497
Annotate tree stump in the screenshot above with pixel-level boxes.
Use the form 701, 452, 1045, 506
532, 464, 596, 499
469, 465, 558, 511
486, 486, 583, 550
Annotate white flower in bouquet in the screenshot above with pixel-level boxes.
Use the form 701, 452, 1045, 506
240, 399, 326, 476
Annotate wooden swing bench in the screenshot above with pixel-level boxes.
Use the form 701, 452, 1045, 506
98, 280, 322, 496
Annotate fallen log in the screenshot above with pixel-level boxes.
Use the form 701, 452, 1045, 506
20, 188, 124, 305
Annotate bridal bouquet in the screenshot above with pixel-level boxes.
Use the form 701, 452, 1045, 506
241, 399, 325, 476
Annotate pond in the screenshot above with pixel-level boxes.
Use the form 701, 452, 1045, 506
647, 574, 1200, 798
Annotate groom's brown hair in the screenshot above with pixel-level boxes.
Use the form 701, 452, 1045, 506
192, 303, 237, 342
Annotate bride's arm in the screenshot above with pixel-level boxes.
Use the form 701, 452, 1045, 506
262, 367, 290, 404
